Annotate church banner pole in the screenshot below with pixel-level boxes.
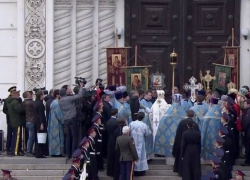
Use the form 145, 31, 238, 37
135, 45, 138, 66
232, 28, 234, 47
170, 49, 178, 96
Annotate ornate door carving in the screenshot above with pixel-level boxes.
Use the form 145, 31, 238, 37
125, 0, 240, 90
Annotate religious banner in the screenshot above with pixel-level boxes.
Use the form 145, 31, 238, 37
106, 47, 131, 86
149, 71, 166, 90
222, 46, 239, 88
125, 67, 149, 92
213, 64, 232, 93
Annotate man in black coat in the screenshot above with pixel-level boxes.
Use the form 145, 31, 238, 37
130, 90, 140, 121
34, 90, 48, 158
241, 99, 250, 166
106, 108, 119, 177
180, 120, 201, 180
173, 110, 199, 176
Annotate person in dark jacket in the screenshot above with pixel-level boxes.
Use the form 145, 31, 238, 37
106, 108, 119, 177
22, 91, 35, 157
59, 82, 85, 159
3, 86, 16, 156
45, 89, 54, 122
241, 99, 250, 166
130, 90, 140, 121
6, 90, 25, 156
34, 90, 48, 158
180, 120, 201, 180
173, 110, 199, 176
116, 126, 138, 180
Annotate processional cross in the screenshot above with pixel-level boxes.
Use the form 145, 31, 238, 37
200, 70, 216, 91
183, 76, 203, 102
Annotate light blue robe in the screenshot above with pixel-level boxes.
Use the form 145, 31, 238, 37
190, 103, 209, 130
154, 103, 187, 156
140, 99, 153, 156
129, 120, 152, 171
180, 99, 193, 111
123, 101, 132, 125
112, 98, 130, 123
201, 104, 222, 160
48, 100, 64, 156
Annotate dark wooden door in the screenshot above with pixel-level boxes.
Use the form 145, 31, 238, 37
125, 0, 240, 90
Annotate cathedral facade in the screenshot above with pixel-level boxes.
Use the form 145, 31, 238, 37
0, 0, 250, 134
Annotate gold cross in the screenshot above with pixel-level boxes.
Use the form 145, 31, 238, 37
200, 70, 216, 91
173, 108, 178, 114
214, 111, 219, 116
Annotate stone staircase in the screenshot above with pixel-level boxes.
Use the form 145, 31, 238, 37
0, 156, 249, 180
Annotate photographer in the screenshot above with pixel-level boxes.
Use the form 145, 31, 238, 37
59, 81, 86, 159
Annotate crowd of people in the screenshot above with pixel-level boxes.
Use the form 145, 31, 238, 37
1, 79, 250, 180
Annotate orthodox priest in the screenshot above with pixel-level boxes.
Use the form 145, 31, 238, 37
201, 97, 222, 160
113, 91, 129, 122
154, 93, 187, 164
172, 110, 199, 176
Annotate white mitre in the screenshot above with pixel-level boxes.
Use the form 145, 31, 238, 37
152, 90, 169, 108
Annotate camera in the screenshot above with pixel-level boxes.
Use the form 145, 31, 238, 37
33, 87, 48, 95
75, 77, 87, 86
0, 98, 5, 104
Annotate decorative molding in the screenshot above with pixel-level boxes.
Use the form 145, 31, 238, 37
98, 1, 116, 85
54, 1, 72, 88
76, 0, 94, 83
24, 0, 46, 90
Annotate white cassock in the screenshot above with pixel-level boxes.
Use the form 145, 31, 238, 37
150, 90, 171, 144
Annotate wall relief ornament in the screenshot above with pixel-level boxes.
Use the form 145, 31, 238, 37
24, 0, 46, 90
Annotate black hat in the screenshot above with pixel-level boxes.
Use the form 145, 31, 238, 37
222, 112, 230, 122
72, 149, 82, 159
8, 86, 16, 92
206, 170, 216, 178
108, 85, 116, 91
197, 90, 206, 96
115, 91, 123, 100
215, 148, 224, 157
62, 173, 72, 180
123, 91, 129, 98
210, 98, 219, 104
219, 126, 229, 135
216, 135, 225, 143
211, 156, 221, 164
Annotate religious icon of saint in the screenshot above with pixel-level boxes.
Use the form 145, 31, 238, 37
112, 55, 122, 68
131, 74, 142, 88
218, 72, 226, 86
228, 54, 235, 67
153, 77, 161, 86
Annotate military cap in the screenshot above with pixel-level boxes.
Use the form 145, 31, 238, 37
206, 170, 216, 178
197, 90, 206, 96
236, 170, 246, 177
123, 91, 129, 98
211, 156, 221, 164
219, 126, 229, 135
1, 169, 12, 175
93, 100, 102, 112
215, 135, 225, 143
62, 173, 72, 180
210, 98, 219, 104
92, 114, 101, 123
79, 137, 88, 147
115, 91, 123, 100
215, 148, 224, 157
72, 158, 81, 164
8, 86, 16, 92
86, 127, 95, 135
72, 149, 82, 159
222, 112, 230, 121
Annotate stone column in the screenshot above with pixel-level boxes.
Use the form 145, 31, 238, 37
54, 0, 73, 89
76, 0, 94, 84
24, 0, 46, 90
98, 0, 116, 85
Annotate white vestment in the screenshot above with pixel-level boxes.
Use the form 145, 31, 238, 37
150, 90, 171, 144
